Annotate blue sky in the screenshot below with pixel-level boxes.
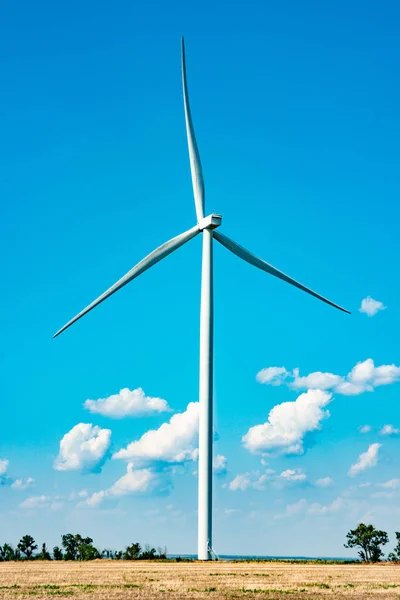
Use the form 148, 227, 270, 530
1, 0, 400, 557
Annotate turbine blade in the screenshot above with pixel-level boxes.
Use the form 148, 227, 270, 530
181, 37, 205, 222
54, 224, 200, 338
214, 231, 350, 314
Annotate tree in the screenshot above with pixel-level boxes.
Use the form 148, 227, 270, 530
38, 543, 51, 561
77, 543, 100, 561
61, 534, 80, 560
17, 535, 38, 560
61, 534, 99, 561
123, 542, 142, 560
0, 544, 19, 561
344, 523, 389, 563
388, 532, 400, 562
140, 544, 157, 560
53, 546, 63, 561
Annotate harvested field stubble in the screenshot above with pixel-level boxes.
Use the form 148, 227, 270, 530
0, 560, 400, 599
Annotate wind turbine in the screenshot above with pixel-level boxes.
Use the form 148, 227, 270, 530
54, 38, 350, 560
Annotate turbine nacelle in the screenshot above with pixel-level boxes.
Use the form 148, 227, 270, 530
198, 214, 222, 231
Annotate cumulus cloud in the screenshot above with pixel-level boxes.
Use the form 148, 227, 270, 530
348, 443, 381, 477
308, 497, 344, 515
290, 371, 342, 391
20, 490, 94, 510
69, 490, 89, 500
359, 296, 386, 317
54, 423, 112, 473
228, 468, 306, 491
84, 387, 170, 418
256, 359, 400, 397
380, 424, 400, 436
20, 495, 52, 509
0, 460, 34, 490
11, 478, 35, 490
0, 459, 9, 475
336, 360, 400, 395
315, 477, 334, 488
228, 473, 250, 492
279, 469, 307, 483
110, 464, 160, 496
0, 460, 12, 487
359, 425, 372, 434
376, 479, 400, 490
256, 367, 289, 386
213, 455, 228, 477
275, 498, 308, 519
228, 471, 271, 492
242, 389, 332, 455
85, 463, 169, 507
113, 402, 199, 464
276, 496, 345, 519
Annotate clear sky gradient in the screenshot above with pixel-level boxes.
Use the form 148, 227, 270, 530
1, 0, 400, 557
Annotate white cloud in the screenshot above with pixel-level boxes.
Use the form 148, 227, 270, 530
228, 468, 307, 491
0, 459, 9, 475
279, 469, 307, 483
85, 492, 111, 508
380, 424, 400, 436
54, 423, 111, 473
213, 455, 227, 476
20, 495, 51, 509
11, 477, 35, 490
228, 473, 250, 492
256, 367, 289, 386
69, 489, 89, 500
336, 359, 400, 396
110, 464, 159, 496
85, 464, 167, 507
377, 479, 400, 490
348, 443, 381, 477
275, 498, 308, 519
228, 471, 270, 492
257, 358, 400, 397
84, 387, 170, 418
359, 425, 372, 434
315, 477, 334, 488
242, 389, 332, 455
359, 296, 386, 317
276, 496, 346, 519
308, 497, 344, 515
0, 461, 34, 490
113, 402, 199, 464
224, 508, 241, 516
290, 372, 342, 391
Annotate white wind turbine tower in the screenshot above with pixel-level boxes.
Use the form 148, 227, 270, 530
54, 38, 350, 560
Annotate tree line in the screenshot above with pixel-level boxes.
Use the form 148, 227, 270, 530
0, 534, 167, 561
1, 524, 400, 562
345, 523, 400, 562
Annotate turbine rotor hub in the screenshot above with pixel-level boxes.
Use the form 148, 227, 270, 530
198, 214, 222, 231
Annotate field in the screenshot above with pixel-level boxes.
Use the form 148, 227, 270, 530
0, 560, 400, 599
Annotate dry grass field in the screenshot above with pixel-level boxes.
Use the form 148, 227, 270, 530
0, 560, 400, 599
